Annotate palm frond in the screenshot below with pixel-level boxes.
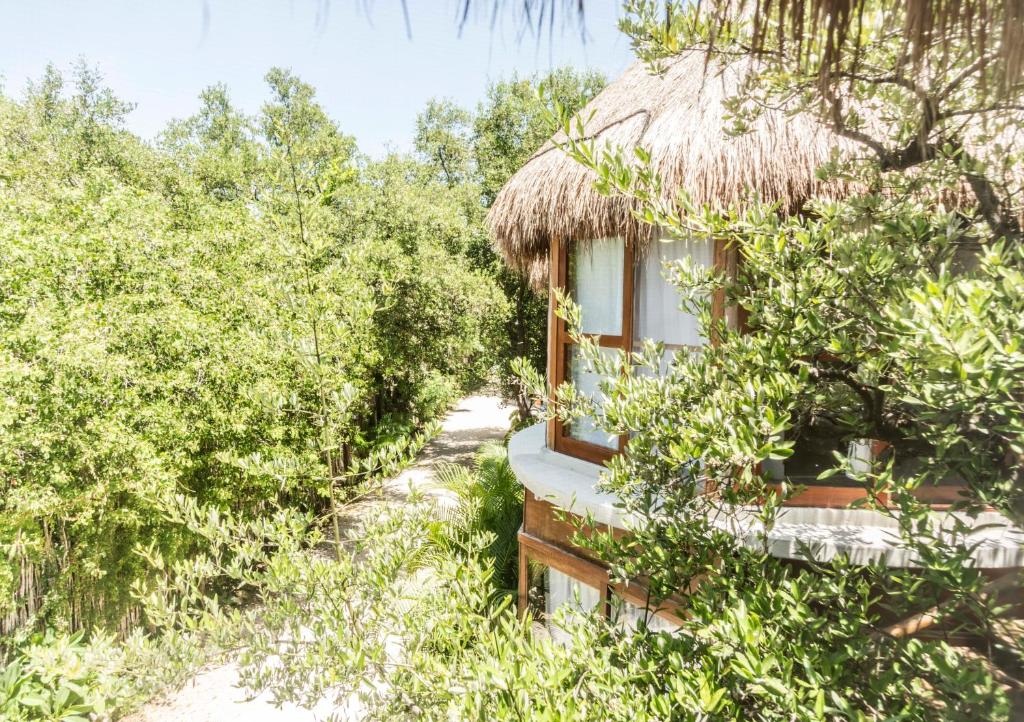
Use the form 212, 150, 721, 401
426, 443, 523, 591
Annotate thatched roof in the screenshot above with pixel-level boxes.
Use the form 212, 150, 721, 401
487, 50, 866, 282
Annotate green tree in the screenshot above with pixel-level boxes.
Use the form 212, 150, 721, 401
414, 98, 473, 188
407, 70, 605, 421
472, 66, 605, 205
0, 62, 506, 642
343, 154, 507, 427
161, 83, 260, 203
0, 66, 276, 632
257, 67, 373, 557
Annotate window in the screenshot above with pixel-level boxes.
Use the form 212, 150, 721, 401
634, 236, 713, 350
549, 238, 633, 463
517, 529, 682, 639
766, 429, 968, 508
565, 345, 622, 449
612, 596, 682, 634
549, 236, 723, 464
532, 565, 604, 643
634, 236, 715, 375
572, 238, 625, 336
518, 532, 609, 642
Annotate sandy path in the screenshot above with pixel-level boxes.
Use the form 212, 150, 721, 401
124, 395, 512, 722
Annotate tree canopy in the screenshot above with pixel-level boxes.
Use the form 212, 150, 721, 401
0, 63, 504, 637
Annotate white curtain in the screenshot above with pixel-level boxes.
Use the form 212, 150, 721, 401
634, 236, 714, 349
615, 598, 680, 634
546, 568, 601, 644
572, 238, 624, 336
567, 346, 619, 449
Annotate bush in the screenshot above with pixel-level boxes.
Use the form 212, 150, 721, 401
431, 443, 523, 591
0, 632, 135, 722
0, 65, 503, 636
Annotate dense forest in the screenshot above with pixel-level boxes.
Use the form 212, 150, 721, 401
0, 61, 601, 641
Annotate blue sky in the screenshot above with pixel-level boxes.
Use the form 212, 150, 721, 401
0, 1, 634, 157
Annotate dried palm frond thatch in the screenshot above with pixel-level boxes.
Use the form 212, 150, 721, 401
486, 49, 868, 282
734, 0, 1024, 96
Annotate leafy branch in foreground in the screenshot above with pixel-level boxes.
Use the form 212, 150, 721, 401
518, 3, 1024, 715
133, 476, 1010, 720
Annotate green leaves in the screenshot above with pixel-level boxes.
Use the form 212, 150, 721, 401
429, 444, 524, 591
527, 5, 1024, 715
0, 632, 135, 722
0, 60, 506, 645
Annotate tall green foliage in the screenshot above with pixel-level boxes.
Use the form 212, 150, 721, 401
413, 68, 606, 419
414, 99, 474, 188
129, 8, 1024, 720
257, 68, 372, 556
0, 64, 504, 635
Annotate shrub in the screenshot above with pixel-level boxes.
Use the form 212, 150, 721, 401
431, 443, 523, 591
0, 632, 135, 722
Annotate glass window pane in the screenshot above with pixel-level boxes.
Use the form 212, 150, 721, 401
525, 562, 602, 645
546, 568, 601, 644
570, 238, 624, 336
547, 568, 601, 616
634, 236, 714, 349
770, 429, 877, 489
566, 345, 619, 449
525, 558, 550, 620
613, 596, 681, 634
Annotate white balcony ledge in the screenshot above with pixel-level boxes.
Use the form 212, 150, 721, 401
508, 421, 633, 529
508, 422, 1024, 569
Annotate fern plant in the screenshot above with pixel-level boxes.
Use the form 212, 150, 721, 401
429, 443, 523, 592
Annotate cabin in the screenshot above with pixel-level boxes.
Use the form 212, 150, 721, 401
486, 50, 1024, 634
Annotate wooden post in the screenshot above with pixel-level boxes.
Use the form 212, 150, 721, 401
517, 529, 529, 618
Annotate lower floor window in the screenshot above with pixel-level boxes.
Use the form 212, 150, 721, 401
527, 564, 603, 643
547, 567, 602, 617
519, 531, 680, 640
612, 596, 681, 634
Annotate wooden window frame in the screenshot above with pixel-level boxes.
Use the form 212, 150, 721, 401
516, 527, 685, 628
547, 236, 731, 465
547, 237, 634, 464
545, 237, 953, 509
